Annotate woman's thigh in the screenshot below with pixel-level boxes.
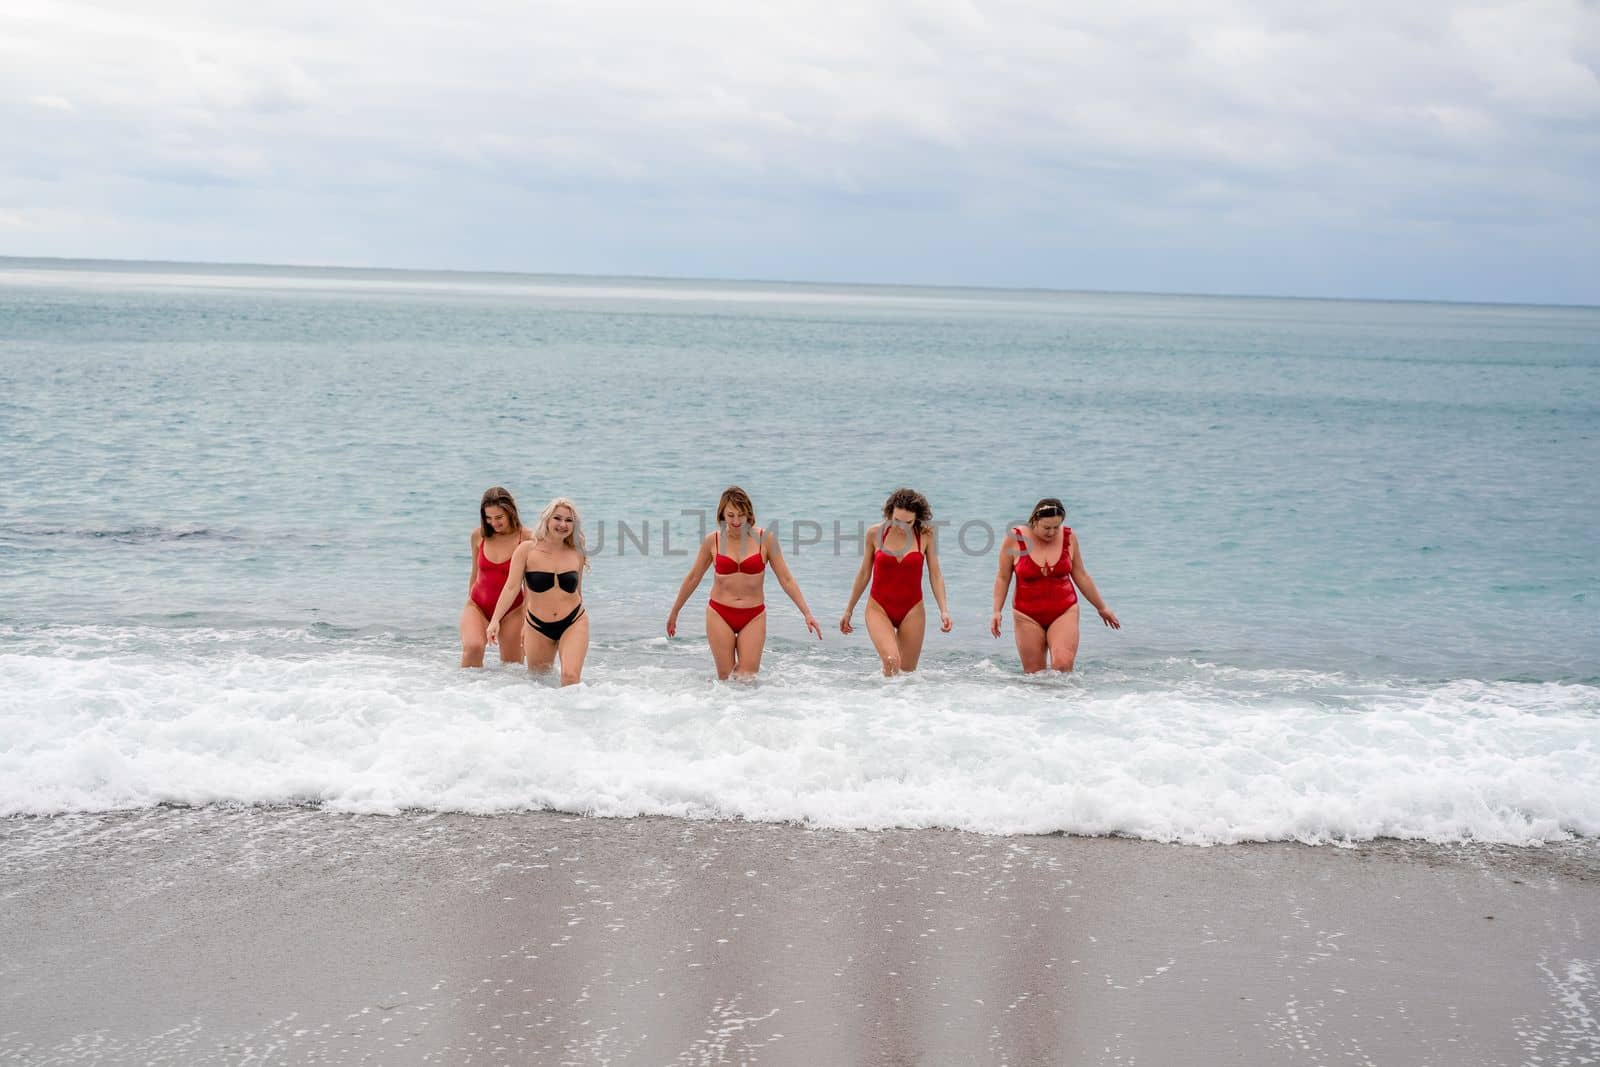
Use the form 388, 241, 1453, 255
1046, 605, 1082, 671
1012, 612, 1048, 674
733, 611, 766, 676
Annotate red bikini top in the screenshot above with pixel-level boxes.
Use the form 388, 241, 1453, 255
714, 529, 766, 575
1013, 526, 1072, 581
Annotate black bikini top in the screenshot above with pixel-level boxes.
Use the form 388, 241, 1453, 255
525, 569, 580, 594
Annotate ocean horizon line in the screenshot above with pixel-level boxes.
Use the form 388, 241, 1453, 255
4, 253, 1596, 313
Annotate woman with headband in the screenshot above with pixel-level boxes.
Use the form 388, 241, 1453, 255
991, 497, 1120, 672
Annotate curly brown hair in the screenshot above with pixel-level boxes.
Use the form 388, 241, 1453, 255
882, 487, 932, 533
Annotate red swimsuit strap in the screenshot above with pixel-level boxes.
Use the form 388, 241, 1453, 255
744, 528, 766, 571
880, 523, 921, 558
1014, 527, 1070, 576
479, 537, 511, 569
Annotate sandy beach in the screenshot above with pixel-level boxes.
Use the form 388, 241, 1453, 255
1, 809, 1595, 1065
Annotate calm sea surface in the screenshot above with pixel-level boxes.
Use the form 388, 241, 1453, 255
2, 259, 1596, 843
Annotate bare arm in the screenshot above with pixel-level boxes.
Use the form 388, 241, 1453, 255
485, 542, 532, 644
991, 533, 1017, 637
839, 523, 879, 633
1069, 533, 1121, 629
466, 530, 482, 597
924, 528, 952, 629
765, 531, 823, 639
666, 534, 716, 636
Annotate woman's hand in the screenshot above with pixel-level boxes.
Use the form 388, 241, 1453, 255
940, 611, 953, 633
1098, 607, 1121, 630
666, 611, 678, 638
486, 618, 501, 645
839, 612, 854, 635
989, 611, 1002, 638
805, 615, 824, 640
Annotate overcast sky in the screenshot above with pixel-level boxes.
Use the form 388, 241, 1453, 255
3, 0, 1597, 303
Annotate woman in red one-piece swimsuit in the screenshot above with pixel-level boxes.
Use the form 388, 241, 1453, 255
666, 486, 824, 680
459, 486, 532, 667
840, 488, 952, 676
991, 497, 1120, 673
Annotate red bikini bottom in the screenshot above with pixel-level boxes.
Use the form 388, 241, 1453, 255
709, 600, 765, 634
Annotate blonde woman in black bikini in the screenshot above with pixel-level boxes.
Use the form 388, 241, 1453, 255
487, 497, 591, 685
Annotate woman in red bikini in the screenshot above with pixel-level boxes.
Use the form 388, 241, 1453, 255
459, 486, 532, 667
486, 497, 591, 686
991, 497, 1120, 673
666, 486, 824, 680
840, 488, 952, 675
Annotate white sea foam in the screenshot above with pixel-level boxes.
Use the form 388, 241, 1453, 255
2, 628, 1597, 845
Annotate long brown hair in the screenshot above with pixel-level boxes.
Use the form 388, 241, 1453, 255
479, 486, 523, 539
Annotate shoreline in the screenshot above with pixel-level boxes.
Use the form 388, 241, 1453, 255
3, 808, 1596, 1064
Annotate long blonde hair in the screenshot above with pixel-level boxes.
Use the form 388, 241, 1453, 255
533, 496, 591, 572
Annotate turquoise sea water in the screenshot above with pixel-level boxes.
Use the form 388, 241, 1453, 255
2, 259, 1597, 842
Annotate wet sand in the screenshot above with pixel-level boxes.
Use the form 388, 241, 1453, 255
1, 809, 1596, 1065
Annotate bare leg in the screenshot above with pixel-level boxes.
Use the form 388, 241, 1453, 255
705, 606, 738, 681
1046, 604, 1082, 672
1012, 611, 1049, 674
459, 602, 488, 668
497, 607, 526, 665
733, 611, 766, 680
864, 600, 903, 676
556, 613, 590, 686
524, 621, 559, 676
895, 601, 928, 672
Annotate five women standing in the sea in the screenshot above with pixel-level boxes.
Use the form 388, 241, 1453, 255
486, 497, 591, 686
463, 486, 1119, 679
459, 486, 532, 668
840, 488, 952, 675
665, 486, 824, 680
992, 497, 1120, 673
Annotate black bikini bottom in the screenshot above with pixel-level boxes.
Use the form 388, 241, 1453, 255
527, 602, 585, 643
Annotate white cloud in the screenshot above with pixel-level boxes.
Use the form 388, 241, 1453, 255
0, 0, 1594, 300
